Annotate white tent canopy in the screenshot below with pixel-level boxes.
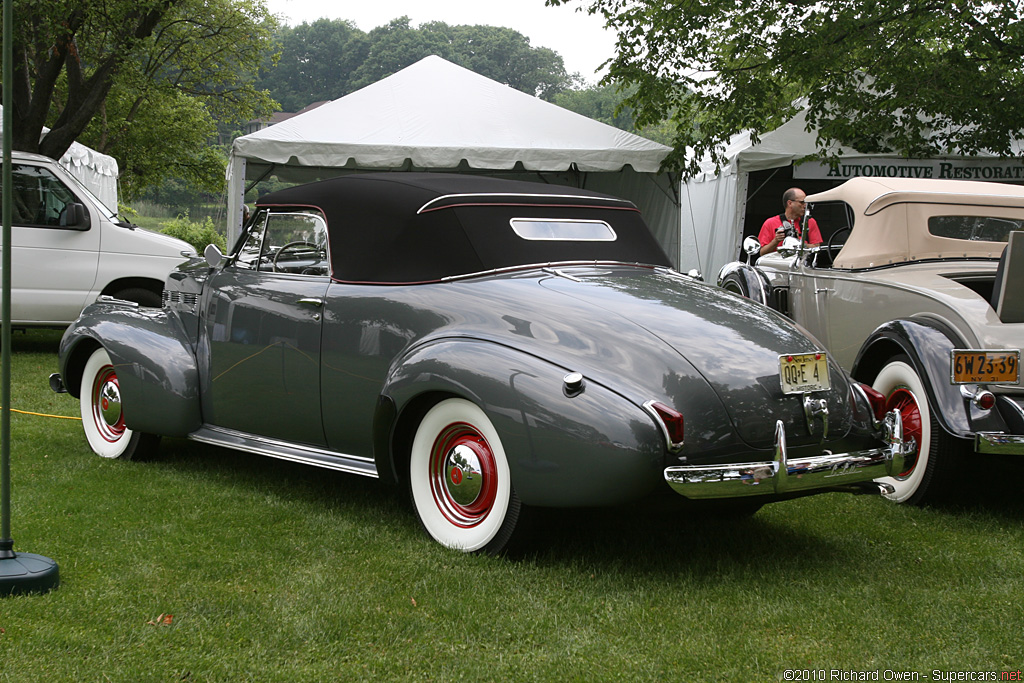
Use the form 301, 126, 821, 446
227, 56, 680, 261
681, 107, 1024, 278
0, 105, 120, 210
58, 141, 119, 211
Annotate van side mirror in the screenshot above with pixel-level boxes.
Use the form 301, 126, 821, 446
60, 203, 90, 230
204, 243, 225, 268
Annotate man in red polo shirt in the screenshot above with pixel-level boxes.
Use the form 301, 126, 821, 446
758, 187, 822, 256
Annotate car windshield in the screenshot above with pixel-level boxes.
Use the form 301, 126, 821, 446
928, 215, 1024, 243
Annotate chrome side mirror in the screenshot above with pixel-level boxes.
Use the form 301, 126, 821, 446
742, 236, 760, 263
204, 243, 224, 268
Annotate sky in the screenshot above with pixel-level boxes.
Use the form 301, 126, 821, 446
263, 0, 617, 83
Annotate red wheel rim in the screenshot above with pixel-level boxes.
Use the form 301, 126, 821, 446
428, 422, 498, 528
886, 387, 921, 477
91, 364, 127, 444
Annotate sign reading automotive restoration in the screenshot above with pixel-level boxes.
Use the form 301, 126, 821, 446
779, 353, 831, 394
794, 158, 1024, 182
950, 349, 1020, 385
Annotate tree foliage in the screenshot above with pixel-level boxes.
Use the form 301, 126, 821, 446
548, 0, 1024, 175
254, 18, 370, 113
4, 0, 277, 199
258, 17, 574, 111
159, 212, 227, 252
553, 83, 674, 145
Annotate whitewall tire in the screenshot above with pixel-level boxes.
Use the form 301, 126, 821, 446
409, 398, 521, 553
80, 347, 158, 460
871, 357, 957, 504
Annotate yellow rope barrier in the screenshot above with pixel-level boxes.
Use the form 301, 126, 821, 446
1, 406, 81, 421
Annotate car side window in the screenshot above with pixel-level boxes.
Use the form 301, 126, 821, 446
2, 164, 82, 228
808, 200, 856, 237
233, 211, 269, 270
928, 215, 1023, 243
234, 210, 329, 276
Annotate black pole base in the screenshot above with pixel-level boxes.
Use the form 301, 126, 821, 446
0, 551, 59, 596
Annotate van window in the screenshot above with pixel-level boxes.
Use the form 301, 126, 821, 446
1, 164, 85, 228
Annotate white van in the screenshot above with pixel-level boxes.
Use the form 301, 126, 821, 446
2, 151, 195, 327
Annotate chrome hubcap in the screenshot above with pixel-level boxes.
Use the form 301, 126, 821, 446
429, 423, 498, 527
886, 387, 922, 478
100, 379, 122, 427
92, 366, 126, 442
444, 443, 484, 506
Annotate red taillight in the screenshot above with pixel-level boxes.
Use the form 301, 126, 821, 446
976, 391, 996, 411
858, 383, 887, 421
646, 401, 684, 450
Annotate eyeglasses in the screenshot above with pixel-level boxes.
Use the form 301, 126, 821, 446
791, 199, 806, 205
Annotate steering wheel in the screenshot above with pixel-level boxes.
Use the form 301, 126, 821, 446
272, 240, 321, 272
827, 226, 851, 259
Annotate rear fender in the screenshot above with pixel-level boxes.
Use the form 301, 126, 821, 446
851, 319, 1008, 438
59, 302, 201, 437
377, 339, 665, 507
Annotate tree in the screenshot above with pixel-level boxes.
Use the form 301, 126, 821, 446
255, 18, 370, 113
261, 17, 574, 108
443, 24, 572, 100
349, 18, 457, 90
554, 82, 674, 145
547, 0, 1024, 175
4, 0, 277, 199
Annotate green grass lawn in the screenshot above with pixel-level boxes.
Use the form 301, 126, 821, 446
1, 330, 1022, 681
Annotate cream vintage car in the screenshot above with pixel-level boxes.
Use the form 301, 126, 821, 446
718, 177, 1023, 504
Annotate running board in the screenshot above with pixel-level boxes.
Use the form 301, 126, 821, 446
188, 425, 379, 478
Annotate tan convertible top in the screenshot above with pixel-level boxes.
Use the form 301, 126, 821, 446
806, 177, 1024, 269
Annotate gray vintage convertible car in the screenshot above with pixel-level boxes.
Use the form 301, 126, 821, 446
719, 177, 1023, 505
52, 173, 906, 553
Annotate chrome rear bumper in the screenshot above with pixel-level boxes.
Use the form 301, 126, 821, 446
975, 432, 1024, 455
664, 410, 909, 500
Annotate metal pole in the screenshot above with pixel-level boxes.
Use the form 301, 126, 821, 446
1, 0, 14, 561
0, 0, 59, 594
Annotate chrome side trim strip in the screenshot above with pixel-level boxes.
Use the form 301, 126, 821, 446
664, 410, 908, 499
417, 192, 634, 214
188, 425, 378, 478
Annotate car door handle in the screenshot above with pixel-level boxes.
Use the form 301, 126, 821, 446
297, 298, 324, 307
814, 288, 832, 294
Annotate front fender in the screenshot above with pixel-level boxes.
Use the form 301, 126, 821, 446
717, 261, 771, 306
851, 319, 1008, 439
59, 302, 202, 437
378, 338, 666, 507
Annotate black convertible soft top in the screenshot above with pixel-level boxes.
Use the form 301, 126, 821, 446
257, 173, 672, 283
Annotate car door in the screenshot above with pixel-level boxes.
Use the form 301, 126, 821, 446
199, 210, 331, 446
1, 162, 100, 323
791, 255, 838, 348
